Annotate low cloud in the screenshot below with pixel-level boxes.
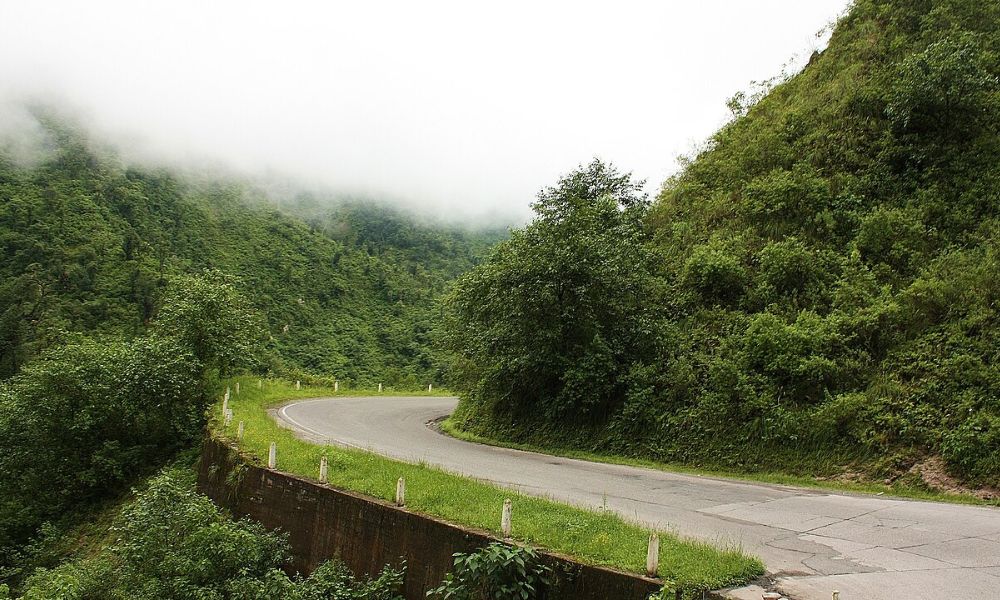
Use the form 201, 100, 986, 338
0, 1, 848, 222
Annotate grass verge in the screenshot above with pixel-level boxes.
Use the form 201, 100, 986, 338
210, 377, 764, 593
440, 420, 999, 508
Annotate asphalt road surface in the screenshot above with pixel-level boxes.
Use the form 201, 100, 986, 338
273, 396, 1000, 600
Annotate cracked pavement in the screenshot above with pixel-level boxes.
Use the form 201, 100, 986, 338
274, 396, 1000, 600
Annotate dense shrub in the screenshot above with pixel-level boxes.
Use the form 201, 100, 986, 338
854, 207, 928, 275
681, 242, 746, 306
885, 33, 999, 142
0, 337, 204, 564
942, 413, 1000, 483
0, 272, 267, 583
740, 166, 834, 239
753, 238, 833, 307
428, 543, 551, 600
16, 468, 405, 600
741, 312, 852, 405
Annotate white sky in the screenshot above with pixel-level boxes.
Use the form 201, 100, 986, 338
0, 1, 851, 222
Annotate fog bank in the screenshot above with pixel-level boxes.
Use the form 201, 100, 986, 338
0, 1, 850, 221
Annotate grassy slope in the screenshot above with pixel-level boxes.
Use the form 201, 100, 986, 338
213, 377, 764, 592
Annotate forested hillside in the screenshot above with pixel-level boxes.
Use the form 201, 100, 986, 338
0, 114, 503, 384
0, 112, 504, 590
447, 0, 1000, 488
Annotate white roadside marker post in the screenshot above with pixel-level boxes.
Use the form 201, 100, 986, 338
428, 383, 433, 392
501, 499, 513, 538
319, 456, 328, 483
224, 409, 233, 427
235, 382, 240, 395
268, 442, 277, 469
258, 379, 263, 389
396, 477, 406, 507
237, 421, 245, 441
646, 533, 659, 578
334, 380, 339, 392
378, 383, 383, 393
295, 380, 301, 390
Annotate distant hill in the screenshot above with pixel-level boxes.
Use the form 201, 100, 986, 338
0, 113, 505, 384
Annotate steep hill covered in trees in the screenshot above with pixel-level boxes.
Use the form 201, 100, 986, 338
0, 115, 503, 384
447, 0, 1000, 488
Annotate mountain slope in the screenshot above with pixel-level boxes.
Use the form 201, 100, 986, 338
449, 0, 1000, 487
643, 0, 1000, 485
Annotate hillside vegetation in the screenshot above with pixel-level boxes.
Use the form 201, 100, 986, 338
0, 118, 503, 385
0, 272, 265, 584
0, 114, 503, 589
447, 0, 1000, 488
4, 465, 405, 600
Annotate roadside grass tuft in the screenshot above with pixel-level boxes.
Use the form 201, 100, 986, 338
211, 378, 765, 592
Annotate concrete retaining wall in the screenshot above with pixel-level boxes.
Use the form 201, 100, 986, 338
197, 437, 663, 600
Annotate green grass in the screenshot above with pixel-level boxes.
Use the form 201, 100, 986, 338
211, 377, 764, 593
440, 420, 1000, 508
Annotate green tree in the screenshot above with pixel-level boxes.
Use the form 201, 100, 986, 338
154, 270, 268, 378
445, 160, 657, 424
0, 336, 204, 573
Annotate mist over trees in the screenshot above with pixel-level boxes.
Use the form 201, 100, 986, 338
0, 115, 504, 384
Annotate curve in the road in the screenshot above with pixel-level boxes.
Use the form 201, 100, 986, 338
273, 396, 1000, 600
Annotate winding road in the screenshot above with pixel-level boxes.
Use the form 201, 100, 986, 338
274, 396, 1000, 600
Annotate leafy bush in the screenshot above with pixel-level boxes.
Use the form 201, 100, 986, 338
427, 543, 551, 600
753, 237, 832, 307
740, 166, 834, 238
681, 242, 746, 306
741, 311, 855, 405
17, 468, 405, 600
0, 336, 204, 565
854, 207, 928, 275
0, 271, 267, 582
942, 412, 1000, 483
886, 33, 999, 141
